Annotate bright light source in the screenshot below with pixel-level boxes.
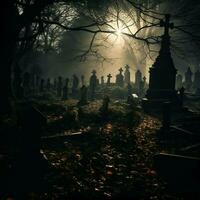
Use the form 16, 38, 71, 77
116, 28, 122, 37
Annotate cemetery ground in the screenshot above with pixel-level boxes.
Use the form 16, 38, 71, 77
0, 95, 200, 200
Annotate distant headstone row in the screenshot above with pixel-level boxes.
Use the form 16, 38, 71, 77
176, 67, 200, 94
13, 64, 148, 100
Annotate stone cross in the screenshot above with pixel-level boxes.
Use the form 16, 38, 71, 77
125, 65, 130, 70
160, 14, 174, 35
107, 74, 112, 85
119, 68, 123, 74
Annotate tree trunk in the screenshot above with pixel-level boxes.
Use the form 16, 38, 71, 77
0, 1, 19, 116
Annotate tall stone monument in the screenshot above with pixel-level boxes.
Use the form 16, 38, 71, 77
144, 14, 180, 110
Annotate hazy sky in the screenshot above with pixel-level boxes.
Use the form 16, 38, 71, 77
32, 0, 200, 83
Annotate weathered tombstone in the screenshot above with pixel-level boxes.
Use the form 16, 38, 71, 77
57, 76, 63, 97
179, 86, 185, 107
72, 74, 79, 98
193, 69, 200, 91
144, 14, 180, 111
127, 83, 133, 97
62, 78, 69, 100
23, 72, 31, 96
46, 78, 51, 91
176, 74, 183, 90
116, 68, 124, 87
138, 80, 145, 97
81, 75, 85, 87
101, 76, 104, 85
135, 69, 142, 89
77, 85, 88, 106
53, 78, 57, 91
99, 95, 110, 117
89, 70, 97, 100
143, 76, 147, 86
40, 78, 45, 93
107, 74, 112, 86
124, 64, 131, 85
184, 67, 193, 91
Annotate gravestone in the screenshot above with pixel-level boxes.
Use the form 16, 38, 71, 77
46, 78, 51, 91
144, 14, 180, 111
62, 78, 69, 100
72, 74, 79, 97
77, 85, 88, 106
184, 67, 193, 91
143, 76, 147, 89
101, 76, 104, 85
89, 70, 97, 100
53, 78, 57, 91
179, 87, 185, 107
124, 64, 131, 85
193, 69, 200, 91
135, 69, 142, 90
99, 96, 110, 117
176, 74, 183, 90
57, 76, 63, 97
127, 83, 133, 97
116, 68, 124, 87
81, 75, 85, 87
107, 74, 112, 86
